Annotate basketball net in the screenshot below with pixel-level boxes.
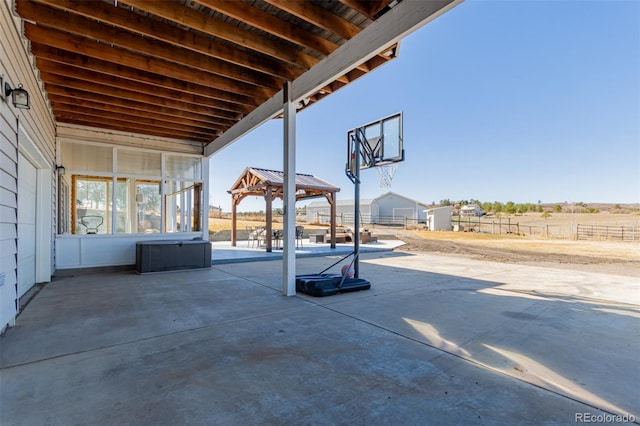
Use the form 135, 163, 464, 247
376, 163, 398, 188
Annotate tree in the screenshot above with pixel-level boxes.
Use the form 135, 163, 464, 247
553, 204, 563, 213
504, 201, 516, 214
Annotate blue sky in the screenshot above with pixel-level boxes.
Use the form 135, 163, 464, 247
209, 0, 639, 212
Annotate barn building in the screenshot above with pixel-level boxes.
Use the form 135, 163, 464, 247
306, 192, 429, 225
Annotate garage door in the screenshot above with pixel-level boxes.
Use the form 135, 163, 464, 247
17, 154, 36, 298
393, 207, 414, 221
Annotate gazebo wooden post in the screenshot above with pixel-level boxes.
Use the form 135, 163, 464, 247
330, 192, 337, 249
265, 185, 273, 252
231, 196, 238, 247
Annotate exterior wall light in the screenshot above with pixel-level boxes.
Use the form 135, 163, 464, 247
3, 79, 30, 109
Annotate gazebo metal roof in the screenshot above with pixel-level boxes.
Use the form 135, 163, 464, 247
229, 167, 339, 202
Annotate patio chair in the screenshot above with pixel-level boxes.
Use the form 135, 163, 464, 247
296, 225, 304, 248
273, 229, 283, 249
256, 226, 266, 247
246, 226, 256, 247
247, 226, 265, 248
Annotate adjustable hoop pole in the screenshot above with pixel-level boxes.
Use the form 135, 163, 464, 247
353, 129, 362, 278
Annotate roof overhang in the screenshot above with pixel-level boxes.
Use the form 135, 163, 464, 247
205, 0, 462, 157
14, 0, 462, 155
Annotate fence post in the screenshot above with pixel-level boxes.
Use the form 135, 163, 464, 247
499, 217, 502, 234
546, 224, 549, 238
517, 223, 520, 235
492, 221, 495, 235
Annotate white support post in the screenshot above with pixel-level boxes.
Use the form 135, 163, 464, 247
111, 147, 117, 234
282, 81, 296, 296
201, 157, 210, 241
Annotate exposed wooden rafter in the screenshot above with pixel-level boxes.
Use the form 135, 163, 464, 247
15, 0, 403, 148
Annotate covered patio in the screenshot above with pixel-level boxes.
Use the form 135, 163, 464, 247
2, 252, 637, 424
1, 0, 466, 320
228, 167, 340, 252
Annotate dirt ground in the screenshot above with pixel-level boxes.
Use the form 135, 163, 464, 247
208, 215, 640, 277
389, 229, 640, 277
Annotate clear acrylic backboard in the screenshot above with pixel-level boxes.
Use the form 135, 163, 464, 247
346, 112, 403, 175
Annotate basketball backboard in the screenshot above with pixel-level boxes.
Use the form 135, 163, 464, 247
346, 112, 403, 175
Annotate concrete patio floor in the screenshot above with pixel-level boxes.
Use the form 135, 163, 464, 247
210, 238, 405, 264
1, 250, 638, 425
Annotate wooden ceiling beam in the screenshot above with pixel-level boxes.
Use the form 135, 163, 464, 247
58, 118, 211, 144
17, 1, 282, 90
52, 103, 217, 137
24, 23, 275, 100
192, 0, 336, 57
46, 87, 230, 128
36, 58, 242, 123
337, 1, 393, 20
55, 110, 213, 140
25, 0, 299, 80
262, 0, 387, 75
263, 0, 361, 40
336, 0, 375, 19
48, 93, 224, 130
120, 0, 318, 70
38, 71, 239, 125
30, 43, 256, 112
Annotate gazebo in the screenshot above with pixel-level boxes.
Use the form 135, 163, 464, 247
229, 167, 340, 251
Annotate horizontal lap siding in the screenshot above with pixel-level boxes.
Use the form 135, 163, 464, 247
1, 2, 56, 331
0, 108, 18, 331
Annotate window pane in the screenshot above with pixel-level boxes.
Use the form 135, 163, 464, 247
136, 182, 161, 233
115, 179, 161, 234
117, 149, 161, 176
61, 142, 113, 172
165, 181, 200, 233
165, 155, 201, 179
115, 180, 129, 234
74, 176, 111, 234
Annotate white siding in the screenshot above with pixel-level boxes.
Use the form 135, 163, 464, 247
0, 102, 18, 331
426, 206, 452, 231
17, 154, 36, 297
1, 2, 56, 331
376, 192, 428, 222
377, 193, 416, 218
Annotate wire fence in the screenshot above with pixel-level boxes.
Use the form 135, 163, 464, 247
576, 225, 637, 242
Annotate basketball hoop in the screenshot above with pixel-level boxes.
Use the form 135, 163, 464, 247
376, 163, 398, 188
